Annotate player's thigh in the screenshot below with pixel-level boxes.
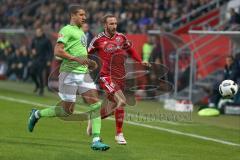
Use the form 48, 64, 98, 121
79, 73, 98, 104
58, 72, 78, 103
99, 77, 126, 104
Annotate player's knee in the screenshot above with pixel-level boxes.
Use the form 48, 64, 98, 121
62, 101, 75, 115
64, 107, 74, 115
117, 99, 126, 107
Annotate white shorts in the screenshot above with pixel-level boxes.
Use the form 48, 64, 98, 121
58, 72, 97, 102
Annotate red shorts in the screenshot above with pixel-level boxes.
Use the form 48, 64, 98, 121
99, 76, 125, 102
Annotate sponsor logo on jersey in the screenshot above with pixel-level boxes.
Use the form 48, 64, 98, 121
104, 42, 119, 54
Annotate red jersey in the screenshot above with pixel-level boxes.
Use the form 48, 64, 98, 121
88, 32, 142, 80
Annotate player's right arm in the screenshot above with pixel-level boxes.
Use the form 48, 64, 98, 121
54, 43, 97, 70
54, 27, 95, 66
54, 43, 83, 63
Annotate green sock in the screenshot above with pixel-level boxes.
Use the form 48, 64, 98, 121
90, 101, 102, 138
39, 106, 68, 117
92, 117, 101, 138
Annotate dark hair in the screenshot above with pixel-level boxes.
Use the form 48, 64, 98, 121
35, 26, 43, 31
226, 55, 234, 60
68, 4, 84, 18
101, 14, 116, 24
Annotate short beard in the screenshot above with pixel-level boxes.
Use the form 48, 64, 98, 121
108, 29, 115, 36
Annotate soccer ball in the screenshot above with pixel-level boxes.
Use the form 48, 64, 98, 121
219, 80, 238, 97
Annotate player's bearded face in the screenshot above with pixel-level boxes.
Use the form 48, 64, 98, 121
106, 18, 117, 36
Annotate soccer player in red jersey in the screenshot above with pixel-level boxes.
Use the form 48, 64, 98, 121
87, 14, 149, 144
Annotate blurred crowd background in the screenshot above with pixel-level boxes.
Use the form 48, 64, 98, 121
0, 0, 226, 33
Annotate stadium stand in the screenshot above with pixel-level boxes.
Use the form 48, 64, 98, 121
0, 0, 219, 33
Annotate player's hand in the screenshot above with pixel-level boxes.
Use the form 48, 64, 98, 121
71, 57, 98, 70
88, 60, 98, 71
141, 61, 151, 67
71, 57, 89, 65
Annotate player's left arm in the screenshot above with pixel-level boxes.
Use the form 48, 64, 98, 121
126, 43, 151, 67
121, 33, 150, 67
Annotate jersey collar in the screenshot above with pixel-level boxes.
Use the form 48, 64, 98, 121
69, 24, 81, 29
103, 31, 117, 39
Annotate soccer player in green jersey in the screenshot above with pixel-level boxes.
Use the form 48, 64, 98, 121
27, 5, 110, 151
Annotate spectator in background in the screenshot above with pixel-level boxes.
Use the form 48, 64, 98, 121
0, 45, 13, 79
82, 23, 94, 47
209, 55, 239, 107
6, 48, 24, 80
224, 55, 238, 80
0, 0, 216, 33
147, 36, 163, 98
142, 36, 154, 99
229, 8, 240, 25
19, 45, 31, 81
149, 36, 162, 65
233, 53, 240, 104
142, 36, 154, 63
30, 27, 53, 96
1, 45, 14, 64
234, 53, 240, 82
0, 39, 12, 78
0, 37, 10, 51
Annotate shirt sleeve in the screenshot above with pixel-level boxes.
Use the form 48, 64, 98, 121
127, 47, 142, 63
88, 36, 98, 54
57, 27, 70, 44
120, 33, 142, 63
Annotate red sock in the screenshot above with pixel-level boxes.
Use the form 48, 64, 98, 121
115, 107, 125, 135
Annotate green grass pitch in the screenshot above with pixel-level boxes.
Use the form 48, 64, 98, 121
0, 81, 239, 160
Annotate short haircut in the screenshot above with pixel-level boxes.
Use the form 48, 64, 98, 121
101, 14, 116, 24
68, 4, 84, 17
226, 55, 234, 60
36, 26, 43, 31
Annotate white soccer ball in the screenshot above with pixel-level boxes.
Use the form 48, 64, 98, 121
219, 80, 238, 97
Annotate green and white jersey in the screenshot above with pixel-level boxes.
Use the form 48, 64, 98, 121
57, 24, 88, 73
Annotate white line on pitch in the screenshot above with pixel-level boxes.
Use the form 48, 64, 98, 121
0, 95, 239, 147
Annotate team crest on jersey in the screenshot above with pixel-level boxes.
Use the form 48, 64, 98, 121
115, 37, 122, 44
80, 35, 87, 47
